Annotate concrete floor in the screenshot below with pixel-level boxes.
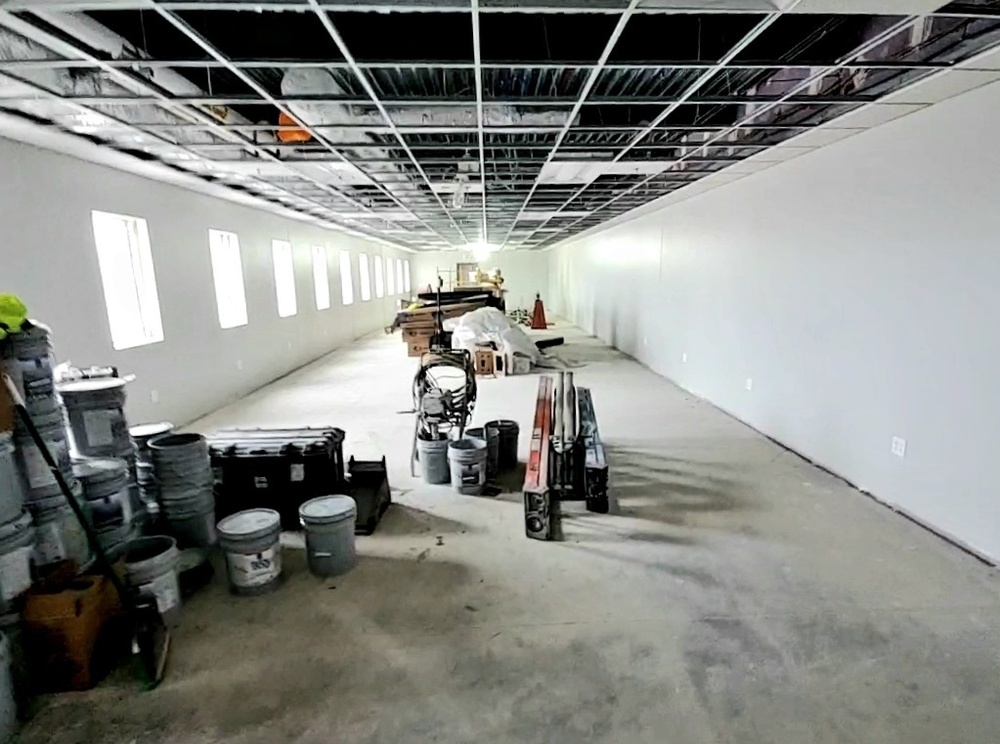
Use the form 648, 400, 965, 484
19, 326, 1000, 744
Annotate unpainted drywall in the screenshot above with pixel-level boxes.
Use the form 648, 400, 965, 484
549, 79, 1000, 562
0, 137, 408, 425
412, 250, 549, 311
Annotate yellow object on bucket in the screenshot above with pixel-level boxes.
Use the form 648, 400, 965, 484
0, 295, 27, 341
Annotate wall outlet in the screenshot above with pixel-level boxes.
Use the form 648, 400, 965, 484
745, 378, 753, 391
643, 335, 648, 347
286, 341, 293, 351
236, 359, 243, 371
682, 352, 687, 363
149, 389, 160, 404
891, 437, 907, 458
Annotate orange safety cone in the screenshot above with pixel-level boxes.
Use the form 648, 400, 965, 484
530, 293, 549, 330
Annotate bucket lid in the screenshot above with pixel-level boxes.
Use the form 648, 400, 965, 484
72, 457, 128, 485
0, 511, 33, 542
217, 508, 281, 540
130, 422, 174, 440
299, 495, 356, 525
58, 378, 127, 395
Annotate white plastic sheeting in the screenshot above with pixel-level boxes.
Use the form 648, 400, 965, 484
445, 308, 538, 363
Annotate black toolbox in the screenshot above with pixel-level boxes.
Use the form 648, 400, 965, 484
348, 456, 392, 535
208, 427, 346, 530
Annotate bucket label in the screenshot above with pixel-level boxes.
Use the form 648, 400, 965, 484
34, 522, 67, 564
0, 545, 33, 601
141, 573, 180, 615
290, 464, 305, 482
228, 546, 281, 588
82, 410, 116, 448
254, 476, 269, 489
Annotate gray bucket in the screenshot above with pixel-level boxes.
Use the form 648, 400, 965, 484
58, 378, 132, 459
0, 435, 25, 525
487, 420, 520, 472
129, 422, 173, 464
73, 458, 132, 528
0, 513, 35, 613
0, 633, 16, 744
217, 509, 282, 595
466, 426, 499, 480
166, 503, 217, 549
416, 435, 450, 484
96, 521, 133, 561
13, 408, 72, 499
30, 499, 91, 572
1, 325, 58, 416
299, 496, 357, 578
124, 536, 182, 627
447, 438, 488, 496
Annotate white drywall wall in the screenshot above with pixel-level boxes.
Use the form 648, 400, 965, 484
412, 250, 549, 310
0, 137, 407, 426
549, 79, 1000, 562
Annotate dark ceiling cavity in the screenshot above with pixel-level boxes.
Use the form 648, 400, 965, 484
0, 2, 998, 250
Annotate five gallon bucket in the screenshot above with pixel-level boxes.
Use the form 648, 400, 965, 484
299, 496, 357, 577
486, 420, 520, 471
416, 435, 450, 484
149, 434, 217, 548
29, 495, 91, 572
447, 438, 488, 496
0, 513, 34, 613
0, 435, 25, 525
465, 426, 499, 479
59, 378, 132, 458
0, 633, 16, 744
73, 458, 132, 527
124, 536, 182, 627
13, 408, 72, 501
1, 325, 58, 416
217, 509, 282, 595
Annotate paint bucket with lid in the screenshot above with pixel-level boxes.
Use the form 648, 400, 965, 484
58, 378, 132, 459
0, 324, 58, 416
416, 434, 450, 484
465, 426, 499, 480
0, 435, 25, 526
13, 408, 72, 502
299, 496, 357, 577
217, 509, 283, 595
0, 512, 35, 614
123, 536, 182, 627
447, 438, 488, 496
28, 484, 91, 572
486, 420, 520, 471
130, 422, 174, 462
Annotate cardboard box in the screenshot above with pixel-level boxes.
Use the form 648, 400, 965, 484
474, 348, 495, 376
408, 340, 430, 358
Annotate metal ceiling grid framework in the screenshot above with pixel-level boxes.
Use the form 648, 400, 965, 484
0, 2, 998, 250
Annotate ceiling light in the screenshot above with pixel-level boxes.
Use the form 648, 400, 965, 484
465, 241, 497, 261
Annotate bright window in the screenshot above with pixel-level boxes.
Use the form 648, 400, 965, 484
359, 253, 372, 301
386, 257, 395, 296
374, 255, 385, 298
403, 260, 411, 292
311, 245, 330, 310
396, 259, 404, 295
90, 210, 164, 350
272, 239, 297, 317
339, 250, 354, 305
208, 229, 248, 329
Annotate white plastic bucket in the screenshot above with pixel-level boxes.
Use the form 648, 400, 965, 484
447, 438, 488, 496
0, 435, 25, 525
0, 513, 34, 612
217, 509, 283, 595
124, 536, 182, 627
299, 496, 357, 578
58, 378, 132, 459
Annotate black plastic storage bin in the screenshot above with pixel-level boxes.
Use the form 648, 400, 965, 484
208, 427, 346, 530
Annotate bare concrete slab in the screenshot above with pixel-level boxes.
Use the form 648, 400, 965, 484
19, 327, 1000, 744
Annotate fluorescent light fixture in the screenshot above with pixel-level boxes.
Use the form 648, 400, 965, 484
465, 241, 497, 261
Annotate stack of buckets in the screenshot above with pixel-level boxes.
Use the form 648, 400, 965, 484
71, 459, 133, 561
418, 419, 520, 496
1, 325, 92, 587
130, 421, 174, 529
146, 434, 217, 549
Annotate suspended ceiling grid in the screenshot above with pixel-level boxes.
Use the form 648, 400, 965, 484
0, 2, 998, 250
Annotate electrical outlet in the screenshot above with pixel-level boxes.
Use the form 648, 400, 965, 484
643, 335, 648, 347
682, 352, 687, 363
891, 437, 907, 458
149, 390, 160, 404
236, 359, 243, 371
745, 378, 753, 391
286, 341, 292, 351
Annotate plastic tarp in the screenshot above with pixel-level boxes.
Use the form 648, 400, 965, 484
444, 307, 538, 362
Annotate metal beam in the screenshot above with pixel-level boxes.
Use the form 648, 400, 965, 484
307, 0, 469, 244
498, 0, 640, 249
471, 0, 488, 244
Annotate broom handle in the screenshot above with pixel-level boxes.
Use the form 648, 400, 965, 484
2, 374, 133, 604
